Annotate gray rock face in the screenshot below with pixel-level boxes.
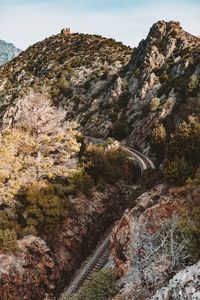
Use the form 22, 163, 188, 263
0, 40, 21, 65
150, 261, 200, 300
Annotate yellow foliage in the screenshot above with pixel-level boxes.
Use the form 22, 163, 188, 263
0, 92, 81, 246
0, 121, 80, 204
0, 229, 18, 252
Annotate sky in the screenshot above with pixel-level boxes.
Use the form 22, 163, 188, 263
0, 0, 199, 50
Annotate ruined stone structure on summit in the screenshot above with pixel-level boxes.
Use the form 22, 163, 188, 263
61, 28, 71, 35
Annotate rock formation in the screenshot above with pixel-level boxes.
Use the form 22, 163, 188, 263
150, 261, 200, 300
111, 185, 200, 299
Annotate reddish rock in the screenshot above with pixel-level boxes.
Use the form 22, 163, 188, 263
0, 236, 55, 300
111, 184, 200, 299
0, 183, 134, 299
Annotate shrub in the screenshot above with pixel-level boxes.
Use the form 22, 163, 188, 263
188, 74, 198, 95
150, 97, 160, 112
178, 206, 200, 262
69, 168, 94, 197
169, 119, 200, 163
151, 123, 166, 161
83, 144, 138, 184
0, 229, 18, 252
57, 77, 72, 96
61, 269, 119, 300
186, 167, 200, 189
23, 180, 65, 226
111, 118, 130, 140
117, 92, 130, 108
127, 217, 190, 291
163, 157, 192, 185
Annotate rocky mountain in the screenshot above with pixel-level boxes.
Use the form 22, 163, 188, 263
0, 21, 199, 300
0, 39, 21, 65
0, 21, 199, 155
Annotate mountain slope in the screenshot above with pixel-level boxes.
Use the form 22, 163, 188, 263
0, 22, 199, 158
0, 31, 132, 128
0, 39, 21, 65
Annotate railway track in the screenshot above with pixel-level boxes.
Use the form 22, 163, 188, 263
66, 137, 155, 295
124, 146, 155, 172
67, 233, 111, 294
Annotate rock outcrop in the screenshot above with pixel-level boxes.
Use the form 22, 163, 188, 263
111, 185, 199, 299
0, 183, 134, 299
0, 236, 54, 300
150, 261, 200, 300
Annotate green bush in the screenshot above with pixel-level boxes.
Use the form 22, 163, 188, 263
151, 123, 166, 161
150, 97, 160, 112
70, 169, 94, 197
163, 157, 192, 185
111, 118, 130, 140
61, 269, 119, 300
83, 144, 138, 184
169, 120, 200, 163
117, 92, 130, 108
187, 167, 200, 189
178, 206, 200, 262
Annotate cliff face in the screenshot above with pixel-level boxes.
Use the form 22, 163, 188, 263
149, 261, 200, 300
0, 40, 21, 65
0, 21, 199, 154
111, 185, 200, 299
0, 183, 134, 300
0, 236, 55, 300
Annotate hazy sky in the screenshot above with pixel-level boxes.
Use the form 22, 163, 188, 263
1, 0, 199, 50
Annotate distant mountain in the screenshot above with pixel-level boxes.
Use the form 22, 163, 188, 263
0, 39, 21, 65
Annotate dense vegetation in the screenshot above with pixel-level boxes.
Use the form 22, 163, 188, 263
151, 116, 200, 185
0, 91, 138, 252
61, 269, 118, 300
151, 116, 200, 264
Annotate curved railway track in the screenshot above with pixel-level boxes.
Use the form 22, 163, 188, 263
66, 137, 155, 294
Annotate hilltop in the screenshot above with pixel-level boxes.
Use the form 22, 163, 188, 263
0, 30, 132, 127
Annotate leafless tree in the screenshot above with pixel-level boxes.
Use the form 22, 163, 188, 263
127, 215, 190, 292
14, 90, 68, 135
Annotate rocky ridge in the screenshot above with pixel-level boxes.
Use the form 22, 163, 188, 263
0, 21, 199, 156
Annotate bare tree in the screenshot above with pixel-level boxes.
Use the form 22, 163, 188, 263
127, 216, 190, 292
15, 90, 67, 135
0, 91, 80, 203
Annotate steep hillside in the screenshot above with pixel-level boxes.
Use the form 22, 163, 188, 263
0, 39, 21, 65
0, 22, 199, 159
0, 30, 132, 129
